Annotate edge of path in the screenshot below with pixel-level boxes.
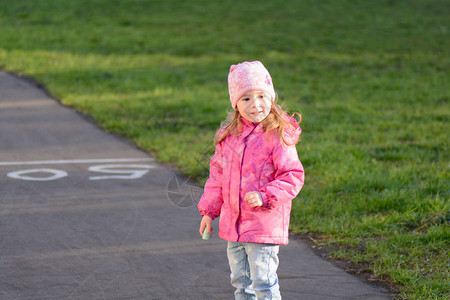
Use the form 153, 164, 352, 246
295, 234, 400, 297
4, 69, 169, 165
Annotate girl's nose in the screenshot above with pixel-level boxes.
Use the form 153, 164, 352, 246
252, 97, 261, 108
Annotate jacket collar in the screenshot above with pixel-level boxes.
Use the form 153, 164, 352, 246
240, 117, 264, 138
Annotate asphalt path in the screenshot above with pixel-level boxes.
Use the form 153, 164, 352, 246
0, 71, 392, 299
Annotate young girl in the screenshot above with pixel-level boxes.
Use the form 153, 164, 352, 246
198, 61, 304, 299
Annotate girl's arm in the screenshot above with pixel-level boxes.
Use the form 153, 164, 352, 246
259, 144, 304, 209
198, 142, 224, 219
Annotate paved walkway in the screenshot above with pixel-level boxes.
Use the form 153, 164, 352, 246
0, 71, 392, 299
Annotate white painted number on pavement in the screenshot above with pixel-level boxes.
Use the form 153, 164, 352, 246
88, 164, 155, 180
1, 159, 155, 182
7, 168, 68, 181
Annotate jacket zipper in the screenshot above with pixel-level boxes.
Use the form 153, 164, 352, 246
237, 124, 258, 242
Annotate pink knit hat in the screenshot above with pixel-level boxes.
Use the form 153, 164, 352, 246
228, 61, 276, 109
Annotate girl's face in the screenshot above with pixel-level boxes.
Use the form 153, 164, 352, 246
236, 91, 272, 123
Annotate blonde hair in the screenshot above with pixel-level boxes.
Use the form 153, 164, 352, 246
215, 95, 302, 146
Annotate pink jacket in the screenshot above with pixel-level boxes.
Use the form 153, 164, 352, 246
198, 117, 304, 245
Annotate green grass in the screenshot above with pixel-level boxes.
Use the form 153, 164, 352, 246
0, 0, 448, 298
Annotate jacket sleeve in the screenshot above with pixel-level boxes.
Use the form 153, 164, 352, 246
198, 142, 224, 219
259, 143, 304, 209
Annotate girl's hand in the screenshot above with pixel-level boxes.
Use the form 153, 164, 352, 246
245, 191, 263, 208
199, 215, 213, 236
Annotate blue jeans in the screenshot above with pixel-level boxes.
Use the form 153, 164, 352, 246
227, 242, 281, 300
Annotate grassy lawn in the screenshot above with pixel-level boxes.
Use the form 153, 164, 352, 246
0, 0, 448, 298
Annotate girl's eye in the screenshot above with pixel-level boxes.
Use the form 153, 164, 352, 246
243, 98, 250, 101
